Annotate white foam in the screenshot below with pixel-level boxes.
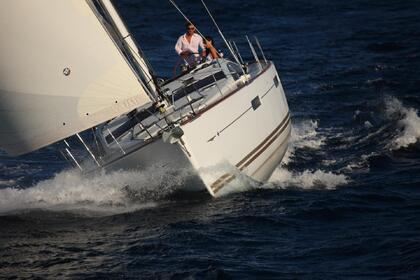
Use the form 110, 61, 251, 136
268, 168, 349, 190
215, 172, 259, 197
282, 119, 325, 165
364, 121, 373, 129
291, 119, 325, 149
264, 119, 348, 191
343, 162, 366, 172
0, 179, 16, 187
217, 118, 347, 194
321, 159, 337, 166
339, 151, 376, 172
353, 110, 361, 120
385, 97, 420, 150
0, 165, 194, 215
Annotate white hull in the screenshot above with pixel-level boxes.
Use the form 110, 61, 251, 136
179, 63, 290, 196
101, 62, 290, 197
101, 138, 206, 192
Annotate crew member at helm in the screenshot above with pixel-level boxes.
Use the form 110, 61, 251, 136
175, 22, 206, 66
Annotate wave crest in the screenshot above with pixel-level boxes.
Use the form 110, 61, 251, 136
268, 168, 348, 190
282, 119, 325, 164
269, 119, 349, 190
385, 97, 420, 150
0, 166, 194, 215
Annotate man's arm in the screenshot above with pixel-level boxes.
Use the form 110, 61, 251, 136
206, 40, 219, 59
175, 36, 183, 55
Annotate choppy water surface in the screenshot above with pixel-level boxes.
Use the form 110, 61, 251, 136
1, 0, 420, 279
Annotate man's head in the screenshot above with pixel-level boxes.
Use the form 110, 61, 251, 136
185, 22, 196, 36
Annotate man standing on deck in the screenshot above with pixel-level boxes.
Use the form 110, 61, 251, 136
175, 22, 206, 67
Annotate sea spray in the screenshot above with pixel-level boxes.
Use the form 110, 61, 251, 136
282, 119, 325, 165
269, 119, 349, 190
268, 168, 348, 190
385, 97, 420, 150
215, 119, 349, 195
0, 165, 195, 214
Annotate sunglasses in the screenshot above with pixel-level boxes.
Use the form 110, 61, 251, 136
187, 27, 195, 30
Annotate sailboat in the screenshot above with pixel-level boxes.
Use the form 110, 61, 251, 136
0, 0, 291, 197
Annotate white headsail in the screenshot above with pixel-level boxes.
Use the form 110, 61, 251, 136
98, 0, 157, 94
0, 0, 153, 156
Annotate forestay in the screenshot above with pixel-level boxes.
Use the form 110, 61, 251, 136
0, 0, 152, 156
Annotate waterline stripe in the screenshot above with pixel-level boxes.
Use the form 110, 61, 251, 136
236, 113, 290, 169
210, 113, 291, 194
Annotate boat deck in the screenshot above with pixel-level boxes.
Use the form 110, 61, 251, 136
95, 59, 266, 163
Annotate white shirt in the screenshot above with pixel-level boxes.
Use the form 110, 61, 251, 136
175, 33, 204, 58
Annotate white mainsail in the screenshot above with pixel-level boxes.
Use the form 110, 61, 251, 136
0, 0, 153, 156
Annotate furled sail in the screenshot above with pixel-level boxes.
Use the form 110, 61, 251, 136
0, 0, 153, 156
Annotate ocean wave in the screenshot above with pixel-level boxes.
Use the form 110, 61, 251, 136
342, 97, 419, 152
282, 119, 325, 164
385, 97, 420, 150
0, 166, 194, 215
209, 118, 344, 197
268, 119, 349, 190
268, 168, 349, 190
0, 179, 16, 187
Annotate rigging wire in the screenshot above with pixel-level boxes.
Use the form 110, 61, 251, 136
168, 0, 206, 40
199, 0, 244, 71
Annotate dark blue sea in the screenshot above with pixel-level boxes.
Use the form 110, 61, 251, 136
1, 0, 420, 279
